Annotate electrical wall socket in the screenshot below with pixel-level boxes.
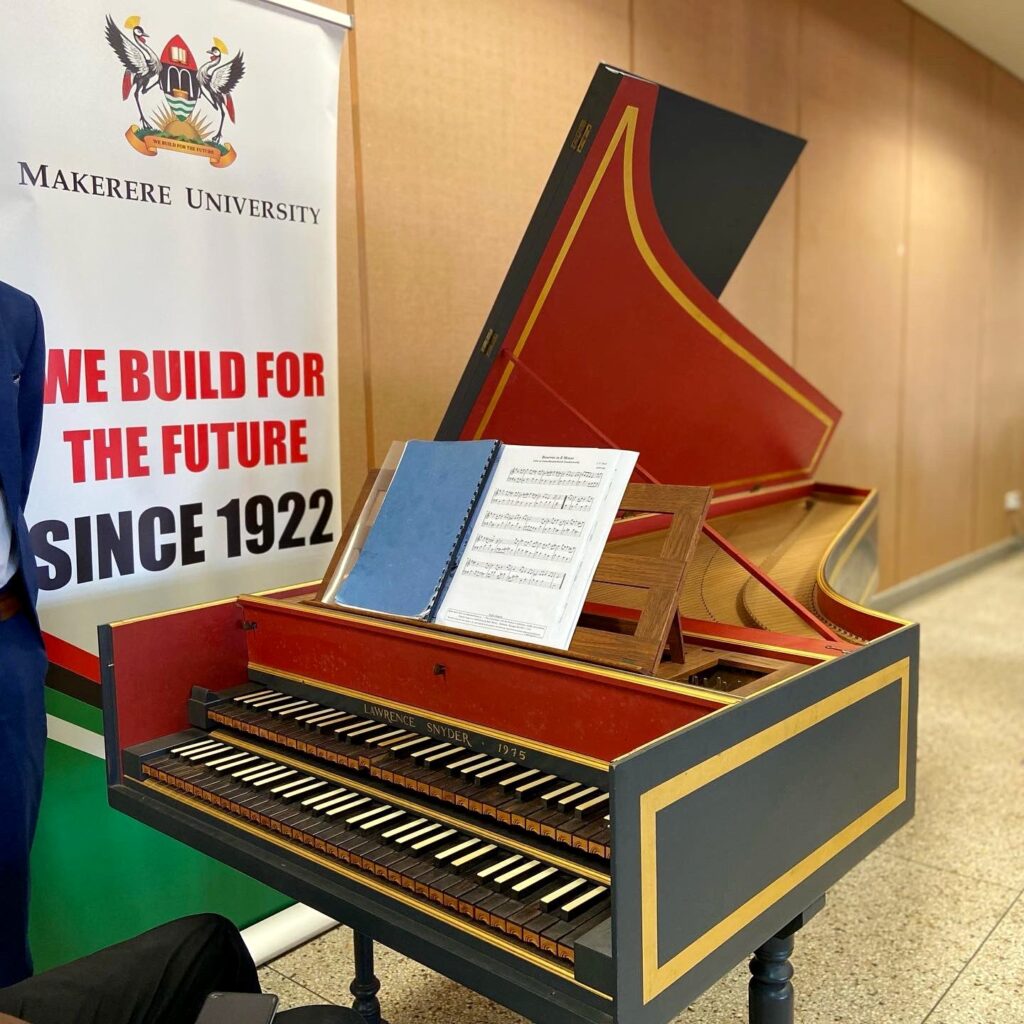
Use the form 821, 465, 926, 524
1005, 489, 1022, 512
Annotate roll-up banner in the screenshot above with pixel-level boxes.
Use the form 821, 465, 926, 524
0, 0, 349, 965
1, 0, 348, 696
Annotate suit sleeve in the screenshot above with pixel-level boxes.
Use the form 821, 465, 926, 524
18, 299, 45, 506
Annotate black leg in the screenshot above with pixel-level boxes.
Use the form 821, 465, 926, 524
748, 932, 794, 1024
350, 930, 384, 1024
748, 895, 825, 1024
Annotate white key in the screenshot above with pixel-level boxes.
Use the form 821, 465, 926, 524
365, 728, 407, 746
411, 828, 458, 851
276, 701, 319, 718
309, 792, 355, 813
382, 817, 428, 840
423, 745, 465, 765
346, 723, 393, 741
251, 768, 297, 789
511, 865, 558, 895
304, 710, 353, 727
389, 734, 431, 753
395, 823, 442, 845
270, 774, 316, 795
494, 859, 540, 887
540, 877, 586, 907
207, 752, 257, 771
516, 773, 556, 795
409, 741, 450, 761
244, 692, 288, 707
451, 843, 497, 869
463, 756, 502, 777
560, 885, 608, 916
302, 786, 347, 807
294, 705, 331, 722
171, 738, 220, 755
540, 782, 579, 803
238, 761, 288, 782
499, 768, 538, 790
477, 854, 521, 880
184, 743, 233, 761
346, 804, 393, 826
334, 718, 375, 736
232, 759, 276, 779
446, 752, 489, 773
575, 793, 610, 816
475, 760, 517, 781
435, 837, 479, 862
249, 694, 295, 709
233, 690, 274, 704
558, 785, 597, 808
325, 795, 372, 817
267, 699, 310, 716
358, 809, 406, 831
285, 781, 328, 801
373, 731, 418, 749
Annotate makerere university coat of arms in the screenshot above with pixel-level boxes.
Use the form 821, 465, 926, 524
105, 14, 245, 168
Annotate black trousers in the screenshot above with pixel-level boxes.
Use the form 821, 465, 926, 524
0, 914, 260, 1024
0, 605, 47, 988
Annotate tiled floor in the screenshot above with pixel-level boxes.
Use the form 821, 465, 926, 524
260, 551, 1024, 1022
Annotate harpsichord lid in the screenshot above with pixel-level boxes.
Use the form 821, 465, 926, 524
437, 65, 840, 495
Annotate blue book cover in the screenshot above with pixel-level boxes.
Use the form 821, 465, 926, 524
336, 439, 500, 619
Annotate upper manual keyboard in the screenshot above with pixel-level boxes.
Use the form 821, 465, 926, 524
207, 687, 611, 859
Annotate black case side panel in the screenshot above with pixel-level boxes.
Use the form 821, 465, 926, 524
610, 624, 918, 1024
648, 89, 804, 299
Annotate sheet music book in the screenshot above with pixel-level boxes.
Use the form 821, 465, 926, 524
333, 441, 638, 649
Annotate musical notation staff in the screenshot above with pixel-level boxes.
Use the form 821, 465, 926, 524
471, 534, 577, 564
506, 467, 603, 488
480, 511, 587, 537
461, 560, 565, 590
488, 489, 595, 513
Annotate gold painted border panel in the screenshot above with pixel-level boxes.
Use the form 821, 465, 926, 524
640, 657, 910, 1003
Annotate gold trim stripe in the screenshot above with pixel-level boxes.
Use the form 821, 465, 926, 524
211, 730, 610, 885
640, 658, 910, 1003
472, 105, 835, 488
137, 779, 610, 999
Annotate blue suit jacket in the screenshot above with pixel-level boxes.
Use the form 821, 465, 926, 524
0, 281, 45, 615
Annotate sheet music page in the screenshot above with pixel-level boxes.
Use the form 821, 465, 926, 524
434, 445, 638, 649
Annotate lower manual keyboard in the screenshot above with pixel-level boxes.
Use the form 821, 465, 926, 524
208, 686, 612, 859
141, 733, 611, 965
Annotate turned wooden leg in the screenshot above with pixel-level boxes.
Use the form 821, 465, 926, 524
350, 931, 384, 1024
748, 932, 794, 1024
747, 896, 825, 1024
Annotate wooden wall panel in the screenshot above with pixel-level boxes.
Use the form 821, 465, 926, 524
351, 0, 629, 464
974, 67, 1024, 547
632, 0, 800, 359
898, 17, 988, 580
324, 0, 1024, 587
795, 0, 912, 588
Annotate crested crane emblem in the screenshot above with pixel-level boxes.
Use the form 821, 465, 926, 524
104, 14, 246, 168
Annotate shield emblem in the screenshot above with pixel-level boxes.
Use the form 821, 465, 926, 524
159, 35, 199, 120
